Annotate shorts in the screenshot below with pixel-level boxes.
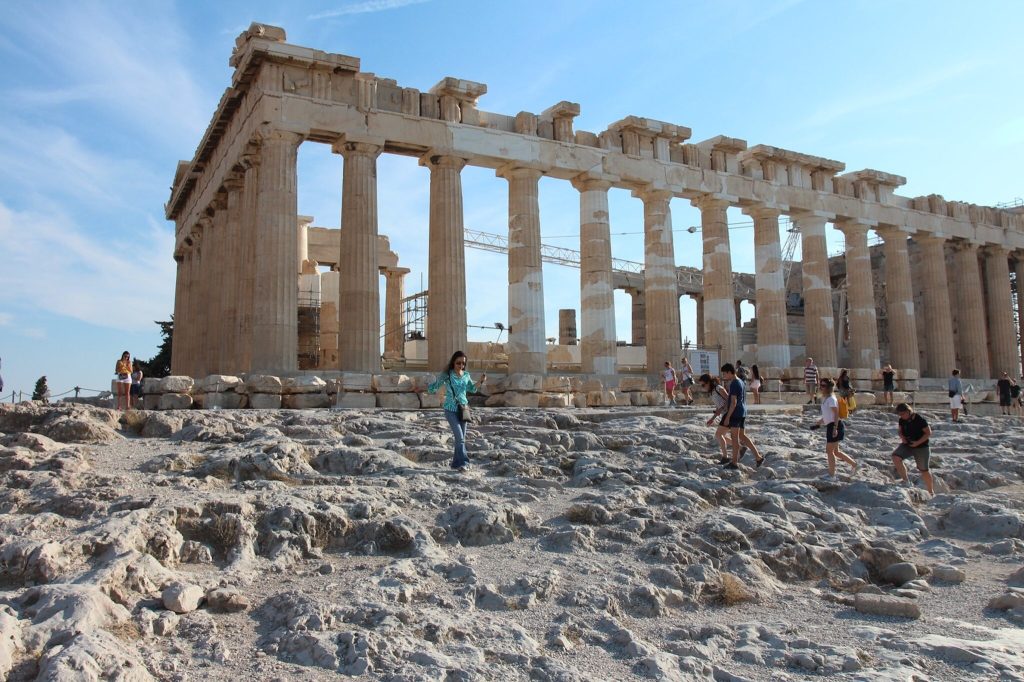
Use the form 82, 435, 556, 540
805, 381, 817, 391
883, 382, 895, 392
130, 384, 142, 397
116, 374, 131, 384
665, 380, 676, 394
950, 394, 963, 409
682, 377, 694, 388
1000, 396, 1012, 407
893, 443, 930, 471
726, 415, 746, 429
749, 379, 761, 391
825, 420, 845, 443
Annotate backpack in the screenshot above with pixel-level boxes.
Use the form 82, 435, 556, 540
737, 365, 749, 380
837, 397, 850, 419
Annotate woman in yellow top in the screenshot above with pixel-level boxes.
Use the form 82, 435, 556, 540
115, 351, 132, 411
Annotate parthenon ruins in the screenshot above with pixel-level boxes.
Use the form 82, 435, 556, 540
167, 23, 1024, 392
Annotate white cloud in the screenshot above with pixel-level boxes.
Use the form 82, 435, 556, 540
308, 0, 430, 20
0, 201, 175, 333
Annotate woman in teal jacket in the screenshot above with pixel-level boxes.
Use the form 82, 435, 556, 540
419, 350, 487, 470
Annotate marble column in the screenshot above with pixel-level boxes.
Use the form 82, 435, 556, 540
423, 154, 468, 371
949, 241, 989, 378
220, 172, 245, 375
916, 234, 956, 377
836, 219, 880, 370
335, 139, 384, 372
627, 287, 646, 346
793, 212, 837, 368
181, 241, 197, 377
693, 195, 738, 363
208, 194, 228, 374
572, 177, 617, 375
236, 150, 259, 374
746, 206, 789, 368
251, 129, 302, 374
383, 267, 409, 359
1016, 256, 1024, 375
983, 246, 1017, 377
501, 167, 546, 375
693, 294, 705, 346
637, 189, 681, 380
194, 217, 212, 377
170, 253, 187, 375
877, 227, 919, 372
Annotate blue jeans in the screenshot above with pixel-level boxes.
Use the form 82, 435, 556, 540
444, 409, 469, 468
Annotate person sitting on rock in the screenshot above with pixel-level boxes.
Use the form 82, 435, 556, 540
721, 363, 764, 470
699, 373, 736, 464
892, 403, 934, 495
415, 350, 486, 472
812, 377, 857, 481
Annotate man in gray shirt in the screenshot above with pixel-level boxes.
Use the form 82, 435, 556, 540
948, 369, 964, 422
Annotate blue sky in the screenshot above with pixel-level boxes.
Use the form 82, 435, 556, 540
1, 0, 1022, 398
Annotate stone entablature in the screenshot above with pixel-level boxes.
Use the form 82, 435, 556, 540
166, 24, 1023, 255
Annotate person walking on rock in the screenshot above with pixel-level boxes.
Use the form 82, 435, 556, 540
417, 350, 486, 471
948, 369, 964, 422
114, 351, 132, 411
699, 373, 736, 464
892, 402, 934, 495
804, 357, 819, 405
812, 378, 857, 481
679, 357, 695, 405
881, 364, 897, 407
662, 361, 678, 406
1010, 378, 1022, 417
721, 363, 764, 470
997, 372, 1013, 416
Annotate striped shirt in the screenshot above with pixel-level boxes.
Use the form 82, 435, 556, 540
804, 364, 819, 384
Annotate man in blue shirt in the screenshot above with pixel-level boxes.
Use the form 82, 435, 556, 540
721, 363, 765, 470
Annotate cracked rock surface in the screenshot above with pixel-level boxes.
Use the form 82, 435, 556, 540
0, 402, 1023, 680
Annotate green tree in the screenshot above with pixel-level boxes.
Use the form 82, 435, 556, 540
139, 318, 173, 379
32, 376, 50, 403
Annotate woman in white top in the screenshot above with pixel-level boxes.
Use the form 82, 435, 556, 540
662, 361, 678, 406
812, 377, 857, 481
679, 357, 695, 405
699, 373, 739, 464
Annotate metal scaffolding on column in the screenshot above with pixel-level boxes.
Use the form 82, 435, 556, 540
297, 290, 321, 370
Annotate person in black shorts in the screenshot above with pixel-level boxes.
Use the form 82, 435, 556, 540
881, 364, 896, 407
892, 403, 934, 495
1011, 379, 1022, 417
813, 378, 857, 480
997, 372, 1013, 416
721, 363, 764, 470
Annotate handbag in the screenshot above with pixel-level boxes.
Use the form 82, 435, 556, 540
948, 390, 956, 398
446, 373, 474, 423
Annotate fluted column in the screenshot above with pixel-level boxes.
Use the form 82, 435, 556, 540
693, 195, 738, 362
916, 234, 956, 377
251, 129, 302, 374
744, 206, 789, 368
637, 189, 681, 380
1016, 257, 1024, 375
877, 226, 919, 372
180, 242, 196, 376
693, 294, 705, 346
793, 212, 837, 368
171, 253, 187, 375
500, 166, 546, 375
383, 267, 409, 359
984, 246, 1017, 377
949, 241, 989, 378
627, 287, 646, 345
422, 154, 468, 371
836, 219, 880, 370
573, 176, 617, 375
236, 150, 259, 373
335, 139, 384, 372
208, 194, 228, 374
220, 172, 245, 375
194, 217, 212, 377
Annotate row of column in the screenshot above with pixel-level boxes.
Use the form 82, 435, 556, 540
173, 127, 1021, 381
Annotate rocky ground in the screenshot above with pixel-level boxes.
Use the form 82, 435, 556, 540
0, 401, 1023, 681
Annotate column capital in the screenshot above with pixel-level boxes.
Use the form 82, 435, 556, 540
834, 217, 875, 237
913, 232, 948, 245
690, 193, 734, 211
633, 187, 675, 203
875, 223, 912, 240
254, 125, 305, 146
741, 204, 782, 220
210, 191, 228, 212
332, 137, 384, 158
495, 165, 543, 182
789, 210, 834, 224
948, 238, 981, 253
382, 266, 411, 277
981, 244, 1010, 258
419, 151, 468, 171
570, 174, 613, 193
222, 170, 246, 192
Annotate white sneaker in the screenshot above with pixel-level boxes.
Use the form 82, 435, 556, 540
821, 474, 837, 482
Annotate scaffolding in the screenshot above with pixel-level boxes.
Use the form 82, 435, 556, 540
401, 290, 428, 341
297, 290, 321, 369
